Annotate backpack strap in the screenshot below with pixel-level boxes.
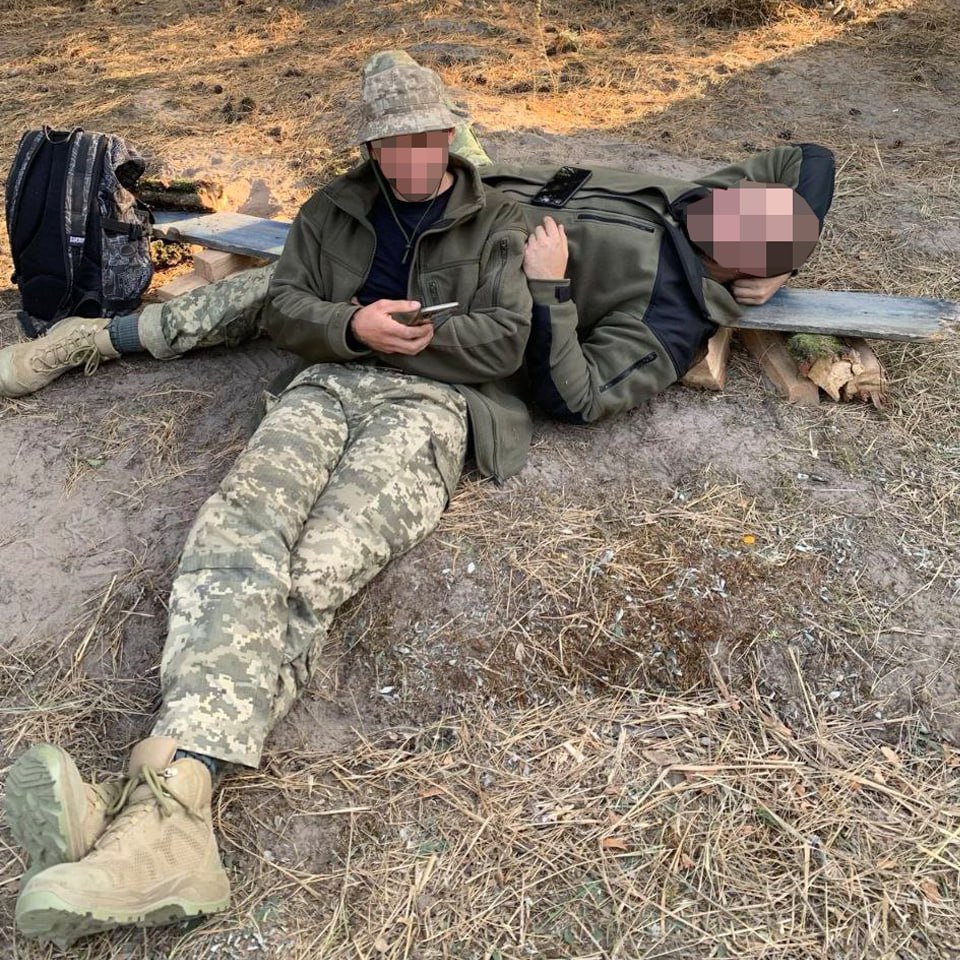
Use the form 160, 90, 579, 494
62, 131, 108, 301
101, 216, 147, 239
4, 130, 47, 259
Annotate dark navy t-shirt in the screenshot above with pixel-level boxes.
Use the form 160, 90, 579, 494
356, 187, 452, 305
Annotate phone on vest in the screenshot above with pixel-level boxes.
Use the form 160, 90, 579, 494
530, 167, 592, 208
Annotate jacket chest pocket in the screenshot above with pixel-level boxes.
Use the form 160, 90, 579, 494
320, 248, 366, 301
418, 258, 480, 307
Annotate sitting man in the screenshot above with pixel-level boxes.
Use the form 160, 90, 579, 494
5, 56, 533, 947
3, 50, 834, 946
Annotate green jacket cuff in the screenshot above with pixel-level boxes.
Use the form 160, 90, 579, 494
527, 278, 572, 305
334, 304, 371, 358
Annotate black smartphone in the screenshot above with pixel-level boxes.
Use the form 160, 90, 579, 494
530, 166, 592, 208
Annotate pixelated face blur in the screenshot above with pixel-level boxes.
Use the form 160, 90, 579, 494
685, 182, 821, 278
370, 129, 452, 201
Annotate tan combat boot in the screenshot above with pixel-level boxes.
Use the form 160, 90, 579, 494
4, 744, 124, 882
15, 737, 231, 949
0, 316, 120, 398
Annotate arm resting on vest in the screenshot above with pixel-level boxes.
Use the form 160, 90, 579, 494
693, 143, 836, 228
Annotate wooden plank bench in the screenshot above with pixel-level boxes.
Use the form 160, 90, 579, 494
152, 211, 959, 344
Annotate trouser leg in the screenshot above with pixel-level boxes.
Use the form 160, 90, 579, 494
152, 381, 348, 767
153, 367, 467, 768
137, 263, 275, 359
271, 370, 469, 723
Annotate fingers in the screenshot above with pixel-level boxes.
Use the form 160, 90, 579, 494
391, 324, 434, 354
379, 299, 421, 313
527, 217, 567, 245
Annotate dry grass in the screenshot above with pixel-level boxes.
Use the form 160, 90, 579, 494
1, 0, 960, 957
321, 691, 960, 958
6, 676, 957, 958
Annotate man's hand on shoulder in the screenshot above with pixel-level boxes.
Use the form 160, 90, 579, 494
350, 299, 435, 355
730, 273, 791, 306
523, 215, 568, 281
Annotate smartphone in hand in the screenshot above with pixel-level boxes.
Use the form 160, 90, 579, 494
391, 302, 460, 326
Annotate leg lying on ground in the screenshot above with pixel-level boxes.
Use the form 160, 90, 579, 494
0, 263, 273, 398
13, 367, 467, 948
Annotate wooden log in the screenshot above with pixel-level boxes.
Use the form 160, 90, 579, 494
732, 288, 958, 343
155, 272, 210, 302
739, 329, 820, 405
152, 212, 292, 260
139, 178, 225, 214
843, 337, 887, 408
193, 249, 259, 282
681, 326, 733, 391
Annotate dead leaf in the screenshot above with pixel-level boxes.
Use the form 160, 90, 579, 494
920, 878, 941, 903
805, 356, 854, 401
880, 746, 902, 767
602, 837, 629, 851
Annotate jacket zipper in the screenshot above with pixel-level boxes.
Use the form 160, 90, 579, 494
576, 212, 655, 232
493, 236, 508, 304
599, 351, 658, 393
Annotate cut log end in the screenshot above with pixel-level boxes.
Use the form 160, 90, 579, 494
789, 333, 888, 407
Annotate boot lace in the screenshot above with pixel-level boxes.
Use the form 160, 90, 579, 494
92, 765, 189, 852
29, 327, 102, 377
107, 765, 176, 818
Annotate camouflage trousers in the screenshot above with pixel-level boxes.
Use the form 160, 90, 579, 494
152, 364, 468, 767
136, 263, 274, 359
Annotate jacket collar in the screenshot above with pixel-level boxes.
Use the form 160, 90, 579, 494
322, 153, 486, 227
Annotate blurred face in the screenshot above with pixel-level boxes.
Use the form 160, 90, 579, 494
369, 129, 453, 201
685, 181, 821, 278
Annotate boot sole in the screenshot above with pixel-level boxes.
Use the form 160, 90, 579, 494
15, 888, 231, 949
4, 745, 87, 872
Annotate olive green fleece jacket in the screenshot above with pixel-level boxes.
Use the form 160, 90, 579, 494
481, 144, 834, 423
262, 155, 534, 482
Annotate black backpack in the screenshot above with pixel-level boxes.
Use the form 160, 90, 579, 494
4, 127, 154, 338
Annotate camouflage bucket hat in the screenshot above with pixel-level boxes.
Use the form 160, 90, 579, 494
355, 63, 459, 145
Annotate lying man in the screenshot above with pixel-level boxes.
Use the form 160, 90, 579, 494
5, 56, 534, 946
0, 68, 833, 425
